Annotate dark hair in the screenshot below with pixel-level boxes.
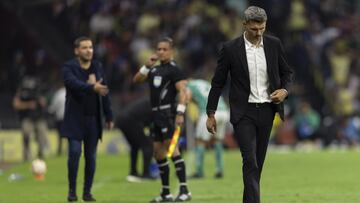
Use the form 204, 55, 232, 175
74, 36, 92, 48
157, 37, 174, 48
244, 6, 267, 23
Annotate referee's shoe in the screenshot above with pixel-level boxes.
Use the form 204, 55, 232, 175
149, 194, 173, 203
174, 192, 192, 202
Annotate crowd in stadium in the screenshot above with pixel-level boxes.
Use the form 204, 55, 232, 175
1, 0, 360, 148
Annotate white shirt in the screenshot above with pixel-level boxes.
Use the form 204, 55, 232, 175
244, 33, 271, 103
48, 87, 66, 120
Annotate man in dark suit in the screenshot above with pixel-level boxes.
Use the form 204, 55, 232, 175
62, 36, 114, 202
206, 6, 293, 203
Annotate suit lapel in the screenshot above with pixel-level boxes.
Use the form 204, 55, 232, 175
263, 36, 275, 90
236, 36, 249, 78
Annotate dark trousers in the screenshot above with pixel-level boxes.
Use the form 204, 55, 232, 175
67, 117, 99, 194
120, 119, 153, 177
56, 120, 64, 155
233, 103, 275, 203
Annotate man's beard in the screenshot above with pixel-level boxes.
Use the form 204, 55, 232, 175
79, 55, 92, 63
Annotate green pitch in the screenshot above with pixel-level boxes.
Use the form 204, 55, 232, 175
0, 150, 360, 203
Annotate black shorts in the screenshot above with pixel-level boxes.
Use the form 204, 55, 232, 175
151, 110, 175, 142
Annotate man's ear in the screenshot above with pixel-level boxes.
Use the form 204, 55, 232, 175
74, 48, 78, 56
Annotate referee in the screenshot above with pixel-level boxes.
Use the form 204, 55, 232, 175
133, 37, 191, 202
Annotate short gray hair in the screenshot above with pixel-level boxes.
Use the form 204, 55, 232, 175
244, 6, 267, 22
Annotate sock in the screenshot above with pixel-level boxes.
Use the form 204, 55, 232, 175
195, 145, 205, 176
172, 155, 188, 193
157, 159, 170, 195
214, 142, 224, 173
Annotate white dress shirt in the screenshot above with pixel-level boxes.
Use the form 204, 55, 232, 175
244, 34, 271, 103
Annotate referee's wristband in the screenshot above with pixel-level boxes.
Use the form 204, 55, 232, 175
139, 65, 150, 76
177, 104, 186, 114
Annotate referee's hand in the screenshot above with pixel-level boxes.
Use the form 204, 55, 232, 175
175, 114, 184, 126
145, 54, 158, 67
206, 116, 217, 134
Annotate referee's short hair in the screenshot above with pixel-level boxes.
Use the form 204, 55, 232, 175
157, 37, 174, 48
74, 36, 92, 48
244, 6, 267, 23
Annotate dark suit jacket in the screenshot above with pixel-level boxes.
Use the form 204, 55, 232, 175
207, 34, 293, 124
62, 58, 113, 140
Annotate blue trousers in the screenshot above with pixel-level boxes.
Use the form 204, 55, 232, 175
67, 117, 99, 193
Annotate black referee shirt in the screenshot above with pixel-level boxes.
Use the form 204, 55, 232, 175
148, 60, 185, 108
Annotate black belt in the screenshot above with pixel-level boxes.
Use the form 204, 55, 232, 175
248, 102, 272, 108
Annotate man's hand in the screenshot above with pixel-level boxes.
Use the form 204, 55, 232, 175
145, 54, 158, 68
106, 121, 114, 130
270, 89, 288, 104
175, 114, 184, 127
206, 115, 217, 134
93, 79, 109, 96
87, 74, 96, 84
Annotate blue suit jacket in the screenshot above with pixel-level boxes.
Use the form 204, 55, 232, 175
62, 58, 113, 140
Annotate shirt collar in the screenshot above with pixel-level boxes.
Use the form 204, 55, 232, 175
244, 32, 263, 48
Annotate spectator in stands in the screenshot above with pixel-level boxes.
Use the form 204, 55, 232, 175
338, 115, 360, 147
294, 101, 321, 142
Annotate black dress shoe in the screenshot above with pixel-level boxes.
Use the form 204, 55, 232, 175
67, 192, 78, 202
83, 193, 96, 202
214, 172, 223, 179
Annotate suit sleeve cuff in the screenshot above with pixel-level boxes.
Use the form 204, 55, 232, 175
207, 110, 216, 117
282, 88, 289, 96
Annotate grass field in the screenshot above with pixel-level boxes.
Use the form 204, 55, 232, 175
1, 149, 360, 203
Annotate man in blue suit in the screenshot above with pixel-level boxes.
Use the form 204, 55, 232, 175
62, 36, 114, 202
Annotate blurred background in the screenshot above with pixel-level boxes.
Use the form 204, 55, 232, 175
1, 0, 360, 163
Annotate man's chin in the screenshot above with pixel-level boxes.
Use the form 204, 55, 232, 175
80, 57, 92, 62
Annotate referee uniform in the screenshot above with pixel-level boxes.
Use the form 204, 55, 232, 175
148, 60, 183, 141
133, 37, 191, 202
149, 61, 191, 202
